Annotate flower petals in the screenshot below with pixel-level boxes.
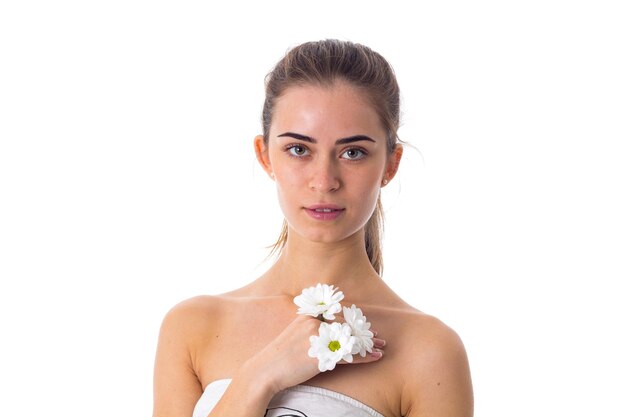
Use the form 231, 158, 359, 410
297, 284, 377, 371
294, 283, 344, 320
308, 322, 355, 372
343, 304, 375, 357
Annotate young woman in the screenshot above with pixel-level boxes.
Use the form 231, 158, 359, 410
153, 39, 473, 417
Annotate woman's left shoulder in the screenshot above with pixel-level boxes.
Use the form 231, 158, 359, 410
374, 305, 468, 368
369, 298, 466, 352
387, 308, 474, 416
400, 309, 466, 355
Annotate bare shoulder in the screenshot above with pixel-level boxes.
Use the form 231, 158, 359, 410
399, 310, 466, 357
395, 310, 473, 417
158, 294, 236, 352
156, 295, 224, 371
159, 295, 223, 336
156, 291, 280, 384
153, 295, 229, 417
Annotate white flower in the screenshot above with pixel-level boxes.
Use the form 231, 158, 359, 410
294, 283, 344, 321
308, 322, 355, 372
343, 304, 374, 357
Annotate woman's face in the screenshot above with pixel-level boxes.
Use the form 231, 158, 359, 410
256, 82, 401, 244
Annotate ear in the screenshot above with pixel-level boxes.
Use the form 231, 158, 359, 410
254, 135, 274, 179
382, 143, 403, 186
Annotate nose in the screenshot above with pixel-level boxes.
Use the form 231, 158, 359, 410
308, 156, 341, 193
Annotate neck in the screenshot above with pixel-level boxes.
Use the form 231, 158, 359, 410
261, 227, 381, 299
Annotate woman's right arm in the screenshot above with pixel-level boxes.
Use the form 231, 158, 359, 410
153, 299, 384, 417
153, 299, 205, 417
152, 299, 321, 417
206, 315, 324, 416
209, 314, 385, 416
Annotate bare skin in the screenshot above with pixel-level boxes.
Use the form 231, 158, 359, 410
153, 82, 473, 417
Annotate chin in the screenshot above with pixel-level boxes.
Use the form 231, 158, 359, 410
290, 224, 365, 245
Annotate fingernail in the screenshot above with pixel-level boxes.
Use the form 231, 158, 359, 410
372, 349, 383, 358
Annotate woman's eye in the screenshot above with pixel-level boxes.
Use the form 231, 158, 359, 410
341, 148, 366, 160
287, 145, 309, 157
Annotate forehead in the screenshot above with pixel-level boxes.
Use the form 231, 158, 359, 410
270, 82, 386, 140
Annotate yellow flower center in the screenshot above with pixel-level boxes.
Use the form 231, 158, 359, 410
317, 302, 326, 306
328, 340, 341, 352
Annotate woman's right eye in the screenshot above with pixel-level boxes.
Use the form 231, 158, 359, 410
286, 145, 309, 157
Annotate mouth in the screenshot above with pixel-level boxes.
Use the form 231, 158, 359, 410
310, 208, 342, 213
304, 205, 345, 220
305, 204, 345, 212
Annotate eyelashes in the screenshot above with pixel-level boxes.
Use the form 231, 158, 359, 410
285, 144, 309, 157
342, 148, 366, 160
283, 144, 368, 161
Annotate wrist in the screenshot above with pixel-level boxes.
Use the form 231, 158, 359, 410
235, 360, 281, 399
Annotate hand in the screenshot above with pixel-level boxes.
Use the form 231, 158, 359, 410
236, 314, 385, 395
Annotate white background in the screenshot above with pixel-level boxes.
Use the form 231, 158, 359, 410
1, 1, 624, 416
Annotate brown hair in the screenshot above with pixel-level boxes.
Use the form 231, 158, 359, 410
262, 39, 401, 275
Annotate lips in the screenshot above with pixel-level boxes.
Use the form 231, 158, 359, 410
304, 204, 345, 221
305, 204, 344, 212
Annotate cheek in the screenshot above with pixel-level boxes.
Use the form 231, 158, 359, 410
354, 165, 384, 192
355, 168, 385, 208
274, 174, 302, 215
360, 181, 383, 214
274, 162, 303, 188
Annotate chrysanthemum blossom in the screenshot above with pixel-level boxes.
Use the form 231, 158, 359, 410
308, 322, 355, 372
294, 283, 344, 320
343, 304, 374, 357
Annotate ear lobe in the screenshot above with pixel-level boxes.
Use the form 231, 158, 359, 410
254, 135, 273, 177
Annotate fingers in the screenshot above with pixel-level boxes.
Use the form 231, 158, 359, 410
305, 319, 387, 370
369, 349, 384, 360
373, 337, 386, 349
343, 348, 384, 365
337, 335, 387, 366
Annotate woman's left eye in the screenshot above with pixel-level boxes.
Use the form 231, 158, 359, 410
341, 148, 367, 160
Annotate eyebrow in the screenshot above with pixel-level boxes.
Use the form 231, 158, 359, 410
277, 132, 376, 145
